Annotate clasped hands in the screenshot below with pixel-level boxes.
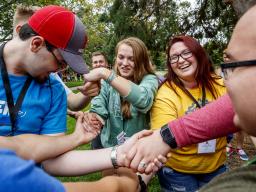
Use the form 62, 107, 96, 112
75, 112, 170, 174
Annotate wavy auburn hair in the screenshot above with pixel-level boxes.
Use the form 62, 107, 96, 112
164, 35, 221, 99
114, 37, 155, 119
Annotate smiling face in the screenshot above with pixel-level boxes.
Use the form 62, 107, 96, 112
92, 54, 108, 69
116, 43, 135, 79
224, 5, 256, 137
169, 41, 198, 84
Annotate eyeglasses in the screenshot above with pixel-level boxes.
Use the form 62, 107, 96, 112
221, 59, 256, 80
45, 42, 68, 72
49, 51, 68, 72
169, 50, 193, 64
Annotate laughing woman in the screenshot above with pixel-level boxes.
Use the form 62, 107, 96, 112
151, 35, 227, 192
84, 37, 158, 147
82, 37, 158, 188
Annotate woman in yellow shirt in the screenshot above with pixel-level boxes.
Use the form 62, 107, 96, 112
151, 35, 227, 192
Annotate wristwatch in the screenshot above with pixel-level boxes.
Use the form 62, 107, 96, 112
160, 124, 177, 149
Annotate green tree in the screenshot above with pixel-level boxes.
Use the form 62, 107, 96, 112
0, 0, 61, 42
178, 0, 238, 66
102, 0, 181, 68
77, 0, 113, 67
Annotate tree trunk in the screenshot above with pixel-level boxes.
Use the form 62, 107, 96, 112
223, 0, 256, 17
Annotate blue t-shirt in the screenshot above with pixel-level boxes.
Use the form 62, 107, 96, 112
0, 73, 67, 136
0, 149, 65, 192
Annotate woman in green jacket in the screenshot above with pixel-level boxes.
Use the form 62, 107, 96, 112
83, 37, 158, 148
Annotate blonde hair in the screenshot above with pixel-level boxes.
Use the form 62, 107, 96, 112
12, 5, 40, 36
114, 37, 154, 119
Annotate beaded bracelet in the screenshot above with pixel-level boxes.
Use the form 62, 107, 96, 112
105, 71, 117, 84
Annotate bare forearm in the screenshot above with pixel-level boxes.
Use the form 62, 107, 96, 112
64, 175, 137, 192
64, 168, 138, 192
0, 134, 82, 163
67, 92, 91, 111
102, 69, 131, 96
43, 148, 113, 176
0, 136, 19, 152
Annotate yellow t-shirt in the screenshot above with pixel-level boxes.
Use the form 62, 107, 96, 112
150, 78, 227, 174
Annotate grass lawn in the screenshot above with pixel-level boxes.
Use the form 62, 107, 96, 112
65, 81, 84, 88
57, 106, 161, 191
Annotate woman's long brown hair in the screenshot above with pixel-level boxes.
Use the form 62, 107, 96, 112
164, 35, 222, 100
114, 37, 154, 119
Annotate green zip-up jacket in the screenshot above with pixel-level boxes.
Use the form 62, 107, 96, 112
90, 73, 158, 147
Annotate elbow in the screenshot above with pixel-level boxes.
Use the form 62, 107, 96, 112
67, 95, 90, 111
42, 160, 57, 176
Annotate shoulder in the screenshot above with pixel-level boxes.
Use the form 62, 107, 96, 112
48, 73, 64, 87
139, 74, 158, 87
157, 82, 178, 96
141, 74, 158, 81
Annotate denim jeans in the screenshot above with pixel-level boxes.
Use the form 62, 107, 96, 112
157, 165, 227, 192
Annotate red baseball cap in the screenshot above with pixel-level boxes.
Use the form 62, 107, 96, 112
28, 5, 88, 74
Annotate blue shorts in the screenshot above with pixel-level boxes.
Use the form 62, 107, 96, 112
227, 134, 233, 144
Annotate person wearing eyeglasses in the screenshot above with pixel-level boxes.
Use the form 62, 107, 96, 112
0, 5, 89, 137
11, 5, 100, 117
199, 5, 256, 191
125, 6, 256, 191
223, 50, 249, 161
149, 35, 227, 192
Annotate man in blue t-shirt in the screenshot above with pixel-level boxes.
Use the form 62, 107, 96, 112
0, 5, 89, 136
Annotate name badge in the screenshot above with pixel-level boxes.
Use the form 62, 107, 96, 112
198, 139, 216, 154
117, 131, 127, 145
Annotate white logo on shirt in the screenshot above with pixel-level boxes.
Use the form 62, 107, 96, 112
0, 100, 26, 117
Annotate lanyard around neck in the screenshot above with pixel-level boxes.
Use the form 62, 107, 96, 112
0, 43, 32, 136
183, 85, 206, 108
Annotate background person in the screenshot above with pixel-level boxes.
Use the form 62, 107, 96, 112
90, 50, 110, 149
91, 51, 109, 69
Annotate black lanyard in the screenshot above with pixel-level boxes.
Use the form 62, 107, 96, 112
183, 85, 206, 108
0, 43, 32, 136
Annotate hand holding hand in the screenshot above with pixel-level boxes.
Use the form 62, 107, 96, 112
126, 129, 171, 174
82, 112, 104, 133
77, 81, 100, 97
83, 67, 111, 82
67, 109, 79, 119
73, 111, 99, 145
116, 130, 153, 167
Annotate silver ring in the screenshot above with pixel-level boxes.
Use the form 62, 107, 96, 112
139, 161, 147, 168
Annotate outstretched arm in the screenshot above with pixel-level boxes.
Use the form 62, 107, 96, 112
170, 94, 238, 147
68, 81, 100, 111
43, 130, 165, 176
126, 94, 239, 173
0, 113, 98, 163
